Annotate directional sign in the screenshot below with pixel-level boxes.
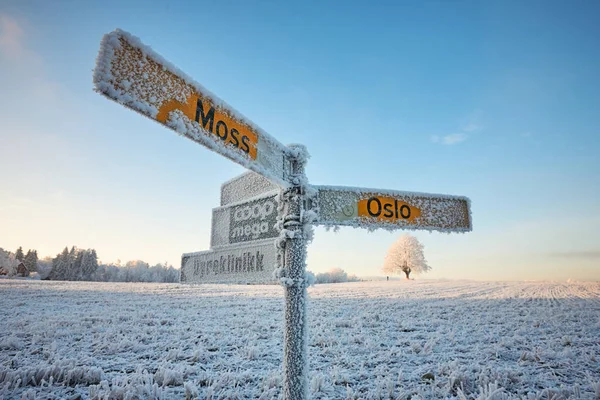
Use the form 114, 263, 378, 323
315, 186, 472, 232
220, 172, 279, 206
180, 240, 278, 284
93, 29, 291, 187
211, 191, 280, 248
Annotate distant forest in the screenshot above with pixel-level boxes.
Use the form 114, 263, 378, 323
1, 246, 362, 284
0, 246, 178, 283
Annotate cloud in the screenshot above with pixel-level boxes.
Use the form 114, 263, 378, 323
430, 112, 483, 146
461, 110, 484, 132
431, 133, 468, 145
0, 14, 23, 56
0, 13, 65, 103
462, 123, 482, 133
442, 133, 468, 144
0, 14, 35, 62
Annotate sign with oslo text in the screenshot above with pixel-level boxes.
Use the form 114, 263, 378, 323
358, 196, 421, 223
316, 186, 471, 232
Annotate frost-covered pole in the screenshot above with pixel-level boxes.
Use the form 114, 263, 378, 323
282, 144, 309, 400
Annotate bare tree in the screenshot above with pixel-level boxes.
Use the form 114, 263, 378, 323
383, 234, 431, 279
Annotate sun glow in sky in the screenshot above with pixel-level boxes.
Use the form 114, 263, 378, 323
1, 1, 599, 281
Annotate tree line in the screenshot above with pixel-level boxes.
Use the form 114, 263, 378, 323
313, 268, 360, 284
0, 246, 178, 283
0, 246, 38, 276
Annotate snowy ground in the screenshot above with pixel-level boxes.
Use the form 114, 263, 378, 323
1, 279, 599, 399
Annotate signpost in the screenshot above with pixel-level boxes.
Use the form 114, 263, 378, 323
94, 29, 472, 400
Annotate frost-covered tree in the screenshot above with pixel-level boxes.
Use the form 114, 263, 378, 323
48, 247, 70, 280
81, 249, 98, 280
68, 246, 79, 280
24, 250, 38, 272
314, 268, 360, 284
383, 234, 431, 279
47, 247, 100, 281
73, 248, 84, 280
0, 248, 19, 276
43, 247, 177, 283
89, 260, 178, 283
15, 246, 24, 262
37, 256, 53, 279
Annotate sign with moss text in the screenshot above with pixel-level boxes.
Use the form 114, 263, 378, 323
94, 30, 291, 187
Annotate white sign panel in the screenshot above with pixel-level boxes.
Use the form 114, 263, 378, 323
93, 29, 291, 187
211, 192, 280, 248
181, 240, 279, 284
221, 172, 279, 206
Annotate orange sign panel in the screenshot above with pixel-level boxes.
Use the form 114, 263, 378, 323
357, 196, 422, 223
156, 94, 258, 160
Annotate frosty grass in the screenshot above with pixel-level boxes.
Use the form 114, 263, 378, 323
1, 279, 599, 399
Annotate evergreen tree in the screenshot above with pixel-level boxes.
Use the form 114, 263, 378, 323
15, 246, 24, 262
49, 247, 70, 280
73, 249, 84, 280
33, 250, 38, 271
66, 246, 78, 281
80, 249, 99, 280
24, 250, 38, 272
89, 250, 99, 278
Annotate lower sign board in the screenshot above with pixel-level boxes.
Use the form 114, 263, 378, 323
94, 30, 291, 187
180, 240, 278, 284
211, 191, 280, 248
315, 186, 472, 233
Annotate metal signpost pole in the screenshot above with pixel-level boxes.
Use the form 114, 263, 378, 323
282, 145, 308, 400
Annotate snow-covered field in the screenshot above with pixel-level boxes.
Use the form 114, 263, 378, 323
1, 279, 599, 399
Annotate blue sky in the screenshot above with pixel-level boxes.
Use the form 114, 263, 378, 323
1, 0, 599, 280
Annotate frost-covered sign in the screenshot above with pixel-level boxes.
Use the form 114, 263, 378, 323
180, 240, 278, 284
230, 195, 278, 243
211, 192, 280, 248
221, 172, 279, 206
315, 186, 472, 232
93, 30, 291, 187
